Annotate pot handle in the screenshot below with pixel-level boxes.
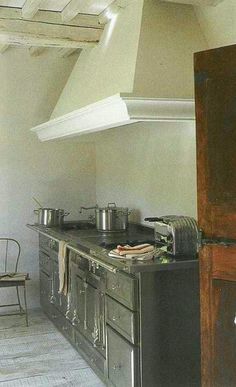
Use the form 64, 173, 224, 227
108, 203, 116, 208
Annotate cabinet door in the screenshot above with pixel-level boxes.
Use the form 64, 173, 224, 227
75, 274, 86, 329
195, 44, 236, 386
107, 326, 139, 387
39, 270, 51, 311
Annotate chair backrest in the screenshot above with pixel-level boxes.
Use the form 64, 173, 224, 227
0, 238, 21, 273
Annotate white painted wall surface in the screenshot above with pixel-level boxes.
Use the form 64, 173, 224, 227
0, 49, 96, 309
94, 121, 197, 223
194, 0, 236, 48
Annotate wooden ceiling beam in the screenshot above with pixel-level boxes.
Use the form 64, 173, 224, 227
22, 0, 41, 19
61, 0, 81, 23
0, 7, 103, 49
0, 7, 103, 29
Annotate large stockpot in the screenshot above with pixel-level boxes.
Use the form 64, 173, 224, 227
95, 203, 131, 232
34, 208, 69, 227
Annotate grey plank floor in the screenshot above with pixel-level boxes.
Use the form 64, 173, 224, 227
0, 309, 105, 386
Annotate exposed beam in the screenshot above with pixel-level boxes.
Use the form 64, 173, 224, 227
0, 43, 9, 54
0, 7, 103, 29
62, 0, 80, 23
58, 47, 82, 58
0, 7, 103, 49
22, 0, 42, 19
29, 46, 45, 56
161, 0, 224, 6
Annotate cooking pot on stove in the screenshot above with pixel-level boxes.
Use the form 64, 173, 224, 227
80, 203, 131, 232
34, 208, 70, 227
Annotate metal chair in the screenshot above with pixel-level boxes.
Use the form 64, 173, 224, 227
0, 238, 29, 326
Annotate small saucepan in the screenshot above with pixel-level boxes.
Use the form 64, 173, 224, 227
34, 208, 70, 227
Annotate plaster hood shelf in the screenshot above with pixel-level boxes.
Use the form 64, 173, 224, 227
31, 94, 195, 141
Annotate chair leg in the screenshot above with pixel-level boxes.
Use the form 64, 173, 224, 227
16, 286, 23, 313
23, 284, 29, 327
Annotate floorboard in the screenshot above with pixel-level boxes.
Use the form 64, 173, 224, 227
0, 309, 105, 386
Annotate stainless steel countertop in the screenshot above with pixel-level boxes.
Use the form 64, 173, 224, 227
27, 222, 199, 274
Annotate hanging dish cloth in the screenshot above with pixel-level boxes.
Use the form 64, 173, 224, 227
58, 240, 69, 296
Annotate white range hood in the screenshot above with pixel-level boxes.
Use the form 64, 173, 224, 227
31, 94, 195, 141
31, 0, 206, 141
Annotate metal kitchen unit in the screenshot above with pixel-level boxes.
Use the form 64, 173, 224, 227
31, 223, 200, 387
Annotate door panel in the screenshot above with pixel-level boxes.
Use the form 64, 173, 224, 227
213, 279, 236, 387
195, 44, 236, 387
195, 45, 236, 239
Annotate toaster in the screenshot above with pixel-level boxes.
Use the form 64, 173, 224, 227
145, 215, 199, 257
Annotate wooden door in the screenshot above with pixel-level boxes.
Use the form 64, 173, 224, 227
194, 44, 236, 387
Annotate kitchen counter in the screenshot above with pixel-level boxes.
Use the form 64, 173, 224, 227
28, 222, 198, 274
29, 220, 200, 387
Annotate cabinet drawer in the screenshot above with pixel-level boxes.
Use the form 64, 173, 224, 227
39, 251, 51, 276
74, 330, 106, 376
107, 326, 139, 387
39, 234, 59, 253
106, 296, 138, 345
106, 271, 138, 311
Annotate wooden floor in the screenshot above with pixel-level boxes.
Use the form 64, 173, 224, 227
0, 309, 105, 386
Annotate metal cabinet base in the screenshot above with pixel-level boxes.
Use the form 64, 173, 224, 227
42, 301, 106, 384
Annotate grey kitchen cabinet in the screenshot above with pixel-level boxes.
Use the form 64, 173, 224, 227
107, 326, 139, 387
36, 230, 200, 387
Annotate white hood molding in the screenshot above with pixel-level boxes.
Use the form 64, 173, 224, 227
31, 94, 195, 141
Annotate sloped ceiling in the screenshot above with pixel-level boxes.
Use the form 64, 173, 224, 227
194, 0, 236, 48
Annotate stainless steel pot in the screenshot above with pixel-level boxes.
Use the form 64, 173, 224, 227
34, 208, 69, 227
95, 203, 130, 232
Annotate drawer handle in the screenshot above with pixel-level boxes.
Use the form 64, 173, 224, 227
112, 364, 122, 371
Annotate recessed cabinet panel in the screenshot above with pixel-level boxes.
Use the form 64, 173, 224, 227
107, 326, 139, 387
213, 279, 236, 386
206, 77, 236, 205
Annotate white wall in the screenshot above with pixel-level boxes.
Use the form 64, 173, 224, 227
0, 48, 96, 309
94, 121, 197, 223
194, 0, 236, 48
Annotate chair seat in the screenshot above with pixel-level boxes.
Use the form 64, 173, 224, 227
0, 272, 30, 282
